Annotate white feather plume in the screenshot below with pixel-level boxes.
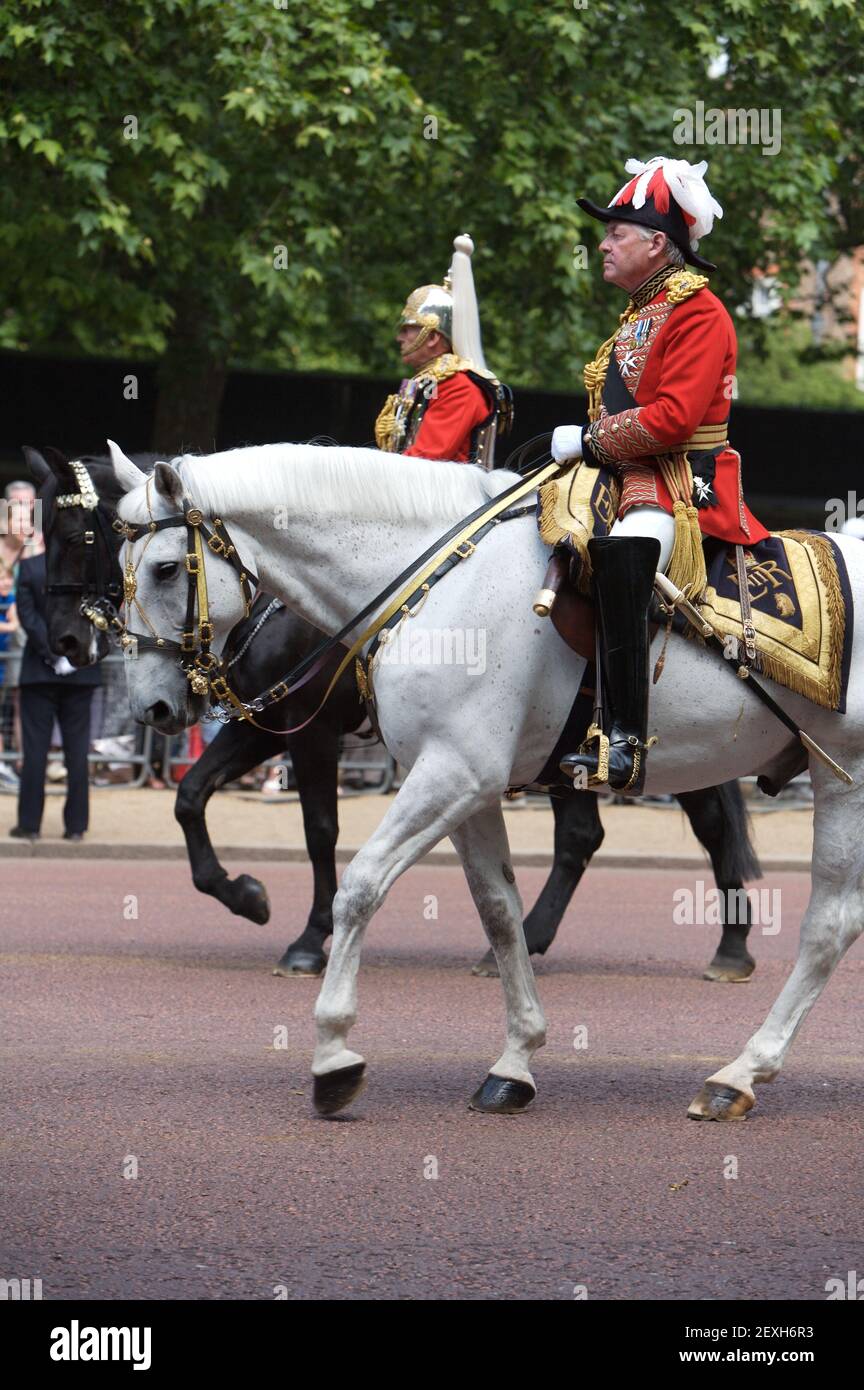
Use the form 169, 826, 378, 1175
449, 233, 488, 372
609, 156, 723, 247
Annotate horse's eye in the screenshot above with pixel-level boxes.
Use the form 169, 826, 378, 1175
156, 561, 179, 580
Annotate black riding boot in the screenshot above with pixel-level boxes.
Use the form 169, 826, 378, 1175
560, 534, 660, 795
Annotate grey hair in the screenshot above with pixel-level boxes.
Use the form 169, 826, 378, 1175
632, 224, 685, 268
4, 480, 36, 500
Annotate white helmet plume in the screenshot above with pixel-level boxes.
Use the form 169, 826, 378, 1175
448, 234, 488, 372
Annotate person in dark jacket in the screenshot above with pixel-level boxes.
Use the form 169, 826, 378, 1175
9, 553, 101, 841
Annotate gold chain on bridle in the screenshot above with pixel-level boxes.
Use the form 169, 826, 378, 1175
119, 477, 255, 699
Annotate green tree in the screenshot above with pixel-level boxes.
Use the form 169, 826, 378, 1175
1, 0, 862, 449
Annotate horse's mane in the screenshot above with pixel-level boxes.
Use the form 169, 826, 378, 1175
120, 444, 517, 527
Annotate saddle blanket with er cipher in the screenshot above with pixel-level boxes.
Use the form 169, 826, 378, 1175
698, 531, 852, 713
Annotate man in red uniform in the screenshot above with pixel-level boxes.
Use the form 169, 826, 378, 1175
552, 156, 768, 793
375, 234, 512, 467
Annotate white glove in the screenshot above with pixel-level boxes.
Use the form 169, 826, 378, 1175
52, 656, 75, 677
551, 424, 583, 463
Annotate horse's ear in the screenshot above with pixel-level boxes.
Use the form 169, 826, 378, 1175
153, 461, 185, 507
107, 439, 144, 494
29, 444, 80, 492
22, 446, 50, 485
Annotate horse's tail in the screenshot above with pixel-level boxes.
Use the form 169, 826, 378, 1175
715, 779, 762, 884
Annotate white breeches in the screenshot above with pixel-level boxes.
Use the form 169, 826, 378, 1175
611, 505, 675, 572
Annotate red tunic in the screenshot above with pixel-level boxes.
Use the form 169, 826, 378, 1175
583, 280, 769, 546
403, 372, 491, 463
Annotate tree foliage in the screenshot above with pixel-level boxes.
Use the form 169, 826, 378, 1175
1, 0, 862, 444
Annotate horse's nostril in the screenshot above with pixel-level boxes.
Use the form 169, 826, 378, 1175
147, 701, 171, 724
57, 633, 79, 656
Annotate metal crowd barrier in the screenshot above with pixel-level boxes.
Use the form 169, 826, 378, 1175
0, 645, 808, 805
0, 650, 154, 791
161, 723, 396, 793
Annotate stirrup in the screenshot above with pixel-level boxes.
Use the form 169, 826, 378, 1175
580, 722, 610, 788
560, 728, 657, 792
559, 722, 609, 787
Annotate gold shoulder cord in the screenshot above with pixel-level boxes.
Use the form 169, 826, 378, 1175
582, 271, 708, 420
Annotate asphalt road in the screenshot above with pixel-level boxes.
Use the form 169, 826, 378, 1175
2, 859, 862, 1301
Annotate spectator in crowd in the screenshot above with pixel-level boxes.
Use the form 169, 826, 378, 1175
8, 552, 100, 842
0, 565, 19, 788
1, 479, 43, 573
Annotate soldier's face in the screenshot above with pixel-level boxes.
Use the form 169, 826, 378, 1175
599, 222, 665, 291
397, 324, 449, 369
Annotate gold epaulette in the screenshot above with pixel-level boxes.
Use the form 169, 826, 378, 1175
415, 352, 484, 388
665, 270, 709, 304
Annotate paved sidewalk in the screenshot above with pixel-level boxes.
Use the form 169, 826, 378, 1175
0, 784, 813, 869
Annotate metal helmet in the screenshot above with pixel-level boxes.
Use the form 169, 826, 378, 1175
398, 282, 453, 347
397, 234, 489, 370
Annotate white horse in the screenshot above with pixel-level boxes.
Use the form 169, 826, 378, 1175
108, 441, 864, 1121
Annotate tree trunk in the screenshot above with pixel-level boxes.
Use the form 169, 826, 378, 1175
152, 324, 228, 456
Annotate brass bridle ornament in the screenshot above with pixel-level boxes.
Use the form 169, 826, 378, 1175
118, 477, 256, 702
47, 459, 127, 639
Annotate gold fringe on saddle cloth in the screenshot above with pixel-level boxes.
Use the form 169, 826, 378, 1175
697, 529, 847, 711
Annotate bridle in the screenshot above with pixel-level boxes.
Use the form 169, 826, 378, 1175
46, 459, 126, 639
119, 475, 257, 700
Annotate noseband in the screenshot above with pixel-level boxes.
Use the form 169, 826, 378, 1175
46, 459, 125, 637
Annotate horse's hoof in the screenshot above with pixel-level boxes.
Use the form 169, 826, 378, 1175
687, 1079, 754, 1121
471, 950, 499, 978
469, 1073, 536, 1115
232, 874, 270, 925
313, 1062, 366, 1116
273, 948, 327, 978
702, 955, 756, 983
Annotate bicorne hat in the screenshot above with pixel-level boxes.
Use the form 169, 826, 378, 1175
578, 156, 723, 273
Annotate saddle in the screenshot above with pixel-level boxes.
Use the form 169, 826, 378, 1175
537, 468, 853, 716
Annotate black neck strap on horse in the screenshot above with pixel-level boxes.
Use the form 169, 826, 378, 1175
209, 458, 562, 735
227, 457, 561, 715
119, 457, 561, 732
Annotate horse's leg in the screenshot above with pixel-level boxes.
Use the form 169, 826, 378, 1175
451, 805, 547, 1112
472, 787, 604, 977
688, 770, 864, 1121
676, 782, 760, 984
174, 720, 282, 925
272, 723, 340, 978
311, 756, 508, 1116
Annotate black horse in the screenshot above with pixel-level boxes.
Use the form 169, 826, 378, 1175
27, 446, 760, 983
